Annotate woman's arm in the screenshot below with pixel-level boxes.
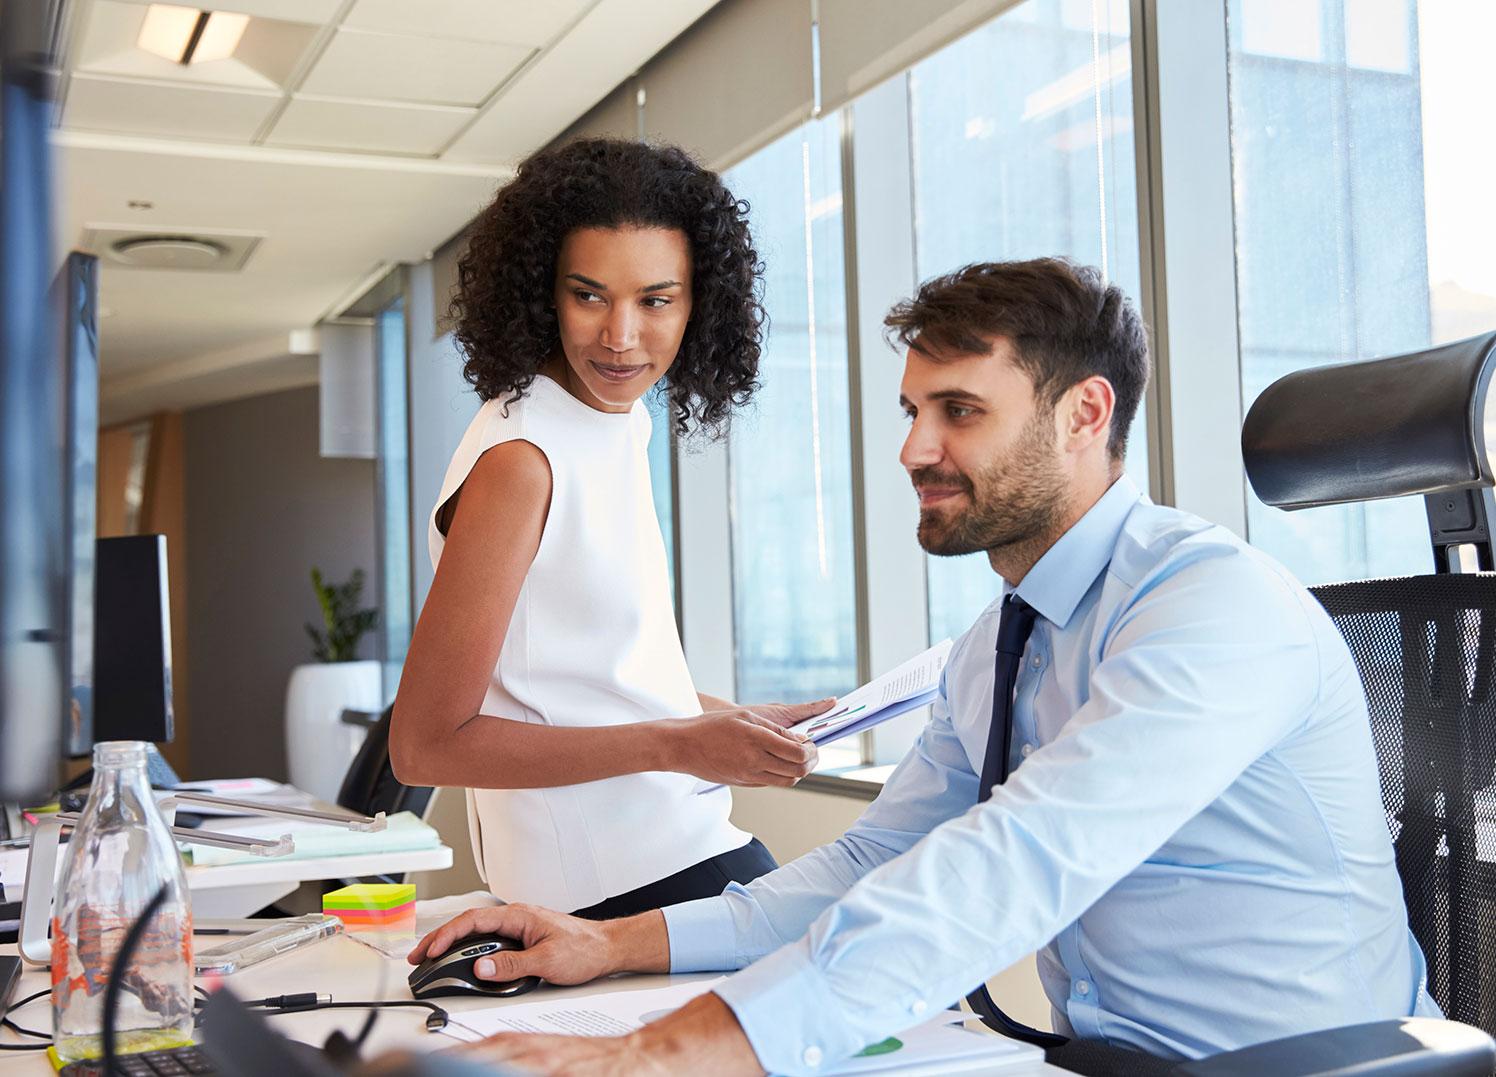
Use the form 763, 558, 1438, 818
391, 441, 822, 790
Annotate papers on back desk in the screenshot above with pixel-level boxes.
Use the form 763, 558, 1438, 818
440, 975, 1040, 1073
789, 639, 953, 746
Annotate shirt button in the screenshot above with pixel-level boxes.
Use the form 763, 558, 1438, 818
910, 999, 927, 1016
1021, 743, 1035, 758
1031, 653, 1043, 668
803, 1046, 824, 1067
1076, 980, 1091, 997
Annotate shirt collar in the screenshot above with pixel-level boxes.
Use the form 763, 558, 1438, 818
1010, 474, 1143, 629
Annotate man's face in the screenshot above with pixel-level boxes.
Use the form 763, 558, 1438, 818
898, 338, 1068, 557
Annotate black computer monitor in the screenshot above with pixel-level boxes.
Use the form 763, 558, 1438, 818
0, 4, 66, 801
93, 535, 174, 745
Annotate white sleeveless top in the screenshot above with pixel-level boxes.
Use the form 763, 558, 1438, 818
429, 374, 749, 912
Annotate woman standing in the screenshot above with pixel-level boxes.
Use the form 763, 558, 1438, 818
391, 139, 830, 920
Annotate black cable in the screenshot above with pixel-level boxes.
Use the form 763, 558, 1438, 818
2, 1017, 49, 1039
243, 997, 449, 1033
1, 987, 51, 1047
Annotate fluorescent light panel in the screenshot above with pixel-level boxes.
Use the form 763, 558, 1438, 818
137, 4, 199, 61
193, 12, 248, 63
137, 4, 249, 65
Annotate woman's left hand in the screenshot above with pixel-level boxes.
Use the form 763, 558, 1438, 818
742, 698, 835, 730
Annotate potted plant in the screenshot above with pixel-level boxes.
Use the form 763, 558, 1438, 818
284, 568, 381, 800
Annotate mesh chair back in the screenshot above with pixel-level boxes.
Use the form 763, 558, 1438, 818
335, 704, 434, 820
1311, 574, 1496, 1033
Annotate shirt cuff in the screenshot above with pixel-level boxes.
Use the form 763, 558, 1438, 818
662, 896, 737, 973
713, 941, 871, 1077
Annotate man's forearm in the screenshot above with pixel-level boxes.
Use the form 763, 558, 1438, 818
604, 910, 673, 974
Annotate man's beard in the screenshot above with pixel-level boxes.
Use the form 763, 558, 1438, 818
912, 413, 1068, 557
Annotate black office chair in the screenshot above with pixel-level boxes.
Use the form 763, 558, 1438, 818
336, 704, 433, 821
333, 704, 433, 886
1186, 330, 1496, 1075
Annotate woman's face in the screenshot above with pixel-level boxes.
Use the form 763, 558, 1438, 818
548, 225, 693, 413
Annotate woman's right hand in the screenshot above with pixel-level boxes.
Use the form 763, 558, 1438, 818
663, 705, 825, 787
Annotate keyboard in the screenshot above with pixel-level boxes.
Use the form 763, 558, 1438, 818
58, 1045, 217, 1076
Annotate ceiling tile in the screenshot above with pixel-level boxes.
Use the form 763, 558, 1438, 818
99, 0, 343, 22
444, 0, 719, 163
64, 75, 280, 142
267, 97, 475, 156
76, 1, 321, 91
298, 28, 532, 107
77, 1, 276, 89
342, 0, 591, 47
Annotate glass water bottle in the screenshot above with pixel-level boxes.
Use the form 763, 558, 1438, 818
51, 741, 194, 1061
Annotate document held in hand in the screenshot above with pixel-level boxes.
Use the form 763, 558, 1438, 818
789, 638, 954, 747
694, 640, 954, 794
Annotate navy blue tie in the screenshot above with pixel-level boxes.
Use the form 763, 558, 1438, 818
965, 594, 1068, 1050
978, 595, 1039, 799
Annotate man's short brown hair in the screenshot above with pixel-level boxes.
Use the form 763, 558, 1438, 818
885, 258, 1149, 460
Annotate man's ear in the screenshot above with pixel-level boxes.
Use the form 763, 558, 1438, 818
1062, 376, 1116, 454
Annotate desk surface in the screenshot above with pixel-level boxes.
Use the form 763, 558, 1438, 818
0, 937, 1065, 1074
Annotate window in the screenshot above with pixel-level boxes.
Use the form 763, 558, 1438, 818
724, 118, 859, 704
644, 386, 676, 602
1227, 0, 1494, 584
375, 299, 411, 699
908, 0, 1144, 643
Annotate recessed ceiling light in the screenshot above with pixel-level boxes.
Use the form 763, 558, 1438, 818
137, 5, 249, 66
192, 11, 249, 63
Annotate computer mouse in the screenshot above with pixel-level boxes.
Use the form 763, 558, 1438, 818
407, 932, 541, 1000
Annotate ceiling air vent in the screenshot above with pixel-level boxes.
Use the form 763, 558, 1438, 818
81, 226, 262, 272
111, 235, 225, 269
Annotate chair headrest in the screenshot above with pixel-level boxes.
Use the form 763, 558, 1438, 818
1242, 331, 1496, 510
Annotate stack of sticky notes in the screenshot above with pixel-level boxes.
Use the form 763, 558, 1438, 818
322, 883, 416, 928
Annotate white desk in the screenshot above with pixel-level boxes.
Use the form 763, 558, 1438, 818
0, 936, 1066, 1074
1, 790, 455, 920
185, 846, 453, 918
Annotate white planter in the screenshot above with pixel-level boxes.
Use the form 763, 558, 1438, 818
284, 659, 382, 802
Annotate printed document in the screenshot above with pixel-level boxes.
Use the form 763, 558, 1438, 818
788, 638, 953, 746
440, 975, 1041, 1073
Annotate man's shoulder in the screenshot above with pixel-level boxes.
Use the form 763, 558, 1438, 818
1105, 500, 1332, 637
1111, 501, 1288, 591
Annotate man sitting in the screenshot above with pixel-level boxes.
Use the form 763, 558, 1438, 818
410, 258, 1437, 1076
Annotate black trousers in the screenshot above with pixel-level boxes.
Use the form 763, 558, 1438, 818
571, 838, 778, 921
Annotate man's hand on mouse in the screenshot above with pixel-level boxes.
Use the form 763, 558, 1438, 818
407, 904, 671, 987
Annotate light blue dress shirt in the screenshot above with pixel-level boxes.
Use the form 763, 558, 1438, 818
664, 475, 1438, 1075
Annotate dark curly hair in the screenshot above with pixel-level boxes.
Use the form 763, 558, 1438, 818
450, 138, 766, 438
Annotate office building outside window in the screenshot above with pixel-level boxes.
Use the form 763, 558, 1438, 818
1228, 0, 1496, 584
644, 386, 676, 603
910, 0, 1144, 644
375, 299, 412, 700
724, 118, 859, 703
